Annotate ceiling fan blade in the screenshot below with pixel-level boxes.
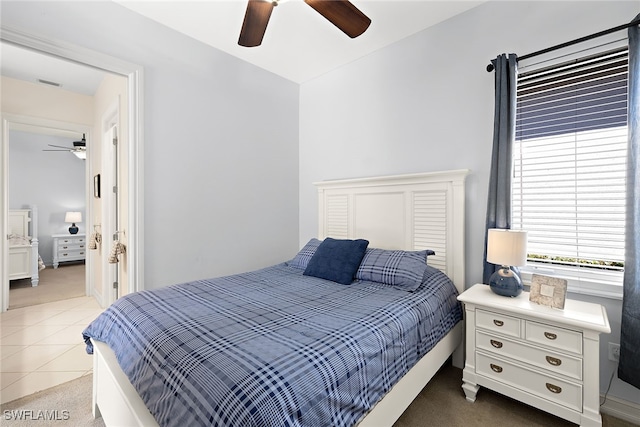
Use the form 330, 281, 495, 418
43, 149, 69, 152
238, 0, 275, 47
304, 0, 371, 38
48, 144, 73, 149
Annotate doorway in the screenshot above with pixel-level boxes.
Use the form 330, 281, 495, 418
7, 126, 89, 309
1, 29, 144, 312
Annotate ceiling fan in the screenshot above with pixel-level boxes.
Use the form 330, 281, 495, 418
43, 134, 87, 160
238, 0, 371, 47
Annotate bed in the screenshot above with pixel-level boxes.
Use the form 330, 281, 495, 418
83, 170, 469, 427
8, 206, 41, 286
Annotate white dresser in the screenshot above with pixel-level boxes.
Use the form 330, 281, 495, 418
52, 233, 87, 268
458, 284, 610, 427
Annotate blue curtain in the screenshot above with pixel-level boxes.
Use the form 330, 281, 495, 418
619, 14, 640, 390
483, 54, 518, 284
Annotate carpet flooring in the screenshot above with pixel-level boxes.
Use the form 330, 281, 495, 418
1, 362, 636, 426
9, 263, 85, 309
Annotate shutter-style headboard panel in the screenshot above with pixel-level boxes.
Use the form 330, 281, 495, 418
315, 170, 468, 294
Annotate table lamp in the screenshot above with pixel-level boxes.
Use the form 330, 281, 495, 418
65, 211, 82, 235
486, 228, 528, 297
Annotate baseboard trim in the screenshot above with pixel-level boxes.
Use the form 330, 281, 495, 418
600, 394, 640, 424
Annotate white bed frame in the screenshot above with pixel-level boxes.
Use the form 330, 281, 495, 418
90, 169, 469, 426
8, 206, 40, 286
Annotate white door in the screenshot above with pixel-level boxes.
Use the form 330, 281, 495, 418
101, 122, 119, 305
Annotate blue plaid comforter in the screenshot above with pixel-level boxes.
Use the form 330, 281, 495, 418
83, 263, 462, 427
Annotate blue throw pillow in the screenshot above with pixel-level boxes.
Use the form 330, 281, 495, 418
287, 238, 322, 269
355, 248, 435, 291
303, 238, 369, 285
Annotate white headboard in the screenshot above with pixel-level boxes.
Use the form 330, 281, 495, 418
9, 209, 33, 238
315, 170, 468, 294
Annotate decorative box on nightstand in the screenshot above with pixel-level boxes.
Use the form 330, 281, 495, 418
458, 284, 610, 427
52, 233, 86, 269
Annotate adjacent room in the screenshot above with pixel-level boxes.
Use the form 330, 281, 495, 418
1, 1, 638, 426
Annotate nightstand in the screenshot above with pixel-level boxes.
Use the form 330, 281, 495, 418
458, 284, 610, 427
52, 233, 87, 268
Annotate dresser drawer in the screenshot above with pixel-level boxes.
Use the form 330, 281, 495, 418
476, 330, 582, 380
57, 242, 86, 251
58, 249, 85, 260
57, 237, 85, 246
476, 351, 582, 411
526, 321, 582, 355
476, 309, 521, 338
58, 236, 86, 244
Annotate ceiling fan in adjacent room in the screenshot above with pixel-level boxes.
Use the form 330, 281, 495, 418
43, 134, 87, 160
238, 0, 371, 47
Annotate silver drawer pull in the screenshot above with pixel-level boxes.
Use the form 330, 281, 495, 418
546, 383, 562, 394
80, 245, 85, 248
62, 246, 69, 249
544, 332, 557, 340
546, 356, 562, 366
493, 320, 504, 327
490, 340, 503, 349
62, 253, 68, 256
490, 364, 503, 373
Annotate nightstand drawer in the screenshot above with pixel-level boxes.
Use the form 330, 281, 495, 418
58, 249, 85, 259
57, 242, 86, 251
526, 321, 582, 355
476, 309, 521, 338
476, 331, 582, 380
476, 352, 582, 411
56, 237, 85, 245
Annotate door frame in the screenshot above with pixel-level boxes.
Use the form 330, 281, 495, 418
0, 27, 144, 312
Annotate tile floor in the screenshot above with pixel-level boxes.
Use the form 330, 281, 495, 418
0, 296, 104, 404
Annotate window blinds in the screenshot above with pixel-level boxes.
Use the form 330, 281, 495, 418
512, 48, 628, 271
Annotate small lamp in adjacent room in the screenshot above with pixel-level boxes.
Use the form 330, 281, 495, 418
487, 228, 528, 297
65, 211, 82, 235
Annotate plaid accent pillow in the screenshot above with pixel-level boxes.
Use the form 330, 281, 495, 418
287, 238, 322, 269
356, 248, 435, 291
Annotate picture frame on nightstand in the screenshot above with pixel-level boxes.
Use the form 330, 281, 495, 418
529, 274, 567, 309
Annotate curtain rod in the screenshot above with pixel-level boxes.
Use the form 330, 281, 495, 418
486, 17, 640, 72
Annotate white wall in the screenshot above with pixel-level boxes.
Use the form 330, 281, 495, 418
9, 131, 85, 265
300, 0, 640, 406
1, 1, 300, 288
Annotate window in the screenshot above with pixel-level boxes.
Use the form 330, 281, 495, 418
512, 48, 628, 296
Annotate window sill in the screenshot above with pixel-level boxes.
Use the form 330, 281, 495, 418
520, 264, 623, 301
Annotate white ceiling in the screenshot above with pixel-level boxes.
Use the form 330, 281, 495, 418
118, 0, 485, 83
0, 42, 108, 96
0, 1, 484, 94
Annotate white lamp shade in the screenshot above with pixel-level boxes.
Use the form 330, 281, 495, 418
487, 228, 528, 267
65, 211, 82, 223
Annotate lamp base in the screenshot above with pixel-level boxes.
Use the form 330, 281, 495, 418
68, 223, 79, 235
489, 266, 523, 297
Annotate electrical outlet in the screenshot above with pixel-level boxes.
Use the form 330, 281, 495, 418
608, 342, 620, 362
